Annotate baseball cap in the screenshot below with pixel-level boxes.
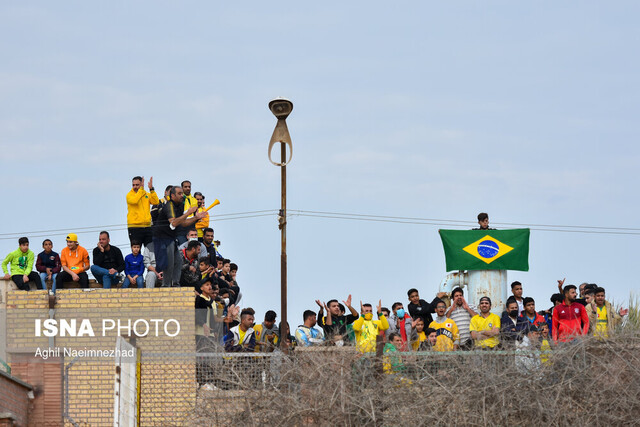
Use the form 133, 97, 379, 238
66, 233, 78, 242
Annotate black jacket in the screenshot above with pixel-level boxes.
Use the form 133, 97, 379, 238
92, 245, 125, 272
408, 297, 442, 325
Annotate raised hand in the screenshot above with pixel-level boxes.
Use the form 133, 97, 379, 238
315, 299, 323, 308
226, 304, 239, 320
376, 299, 382, 314
148, 176, 154, 190
343, 294, 352, 308
557, 278, 565, 292
360, 300, 364, 313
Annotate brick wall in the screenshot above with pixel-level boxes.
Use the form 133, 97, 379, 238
0, 370, 33, 427
6, 288, 197, 426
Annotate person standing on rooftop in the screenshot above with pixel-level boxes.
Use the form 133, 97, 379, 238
126, 176, 159, 247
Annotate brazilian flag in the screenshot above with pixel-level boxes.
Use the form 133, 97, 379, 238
439, 229, 530, 272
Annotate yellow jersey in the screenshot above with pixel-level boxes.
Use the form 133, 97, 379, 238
412, 331, 427, 351
470, 313, 501, 348
428, 318, 459, 352
352, 315, 389, 353
596, 305, 608, 338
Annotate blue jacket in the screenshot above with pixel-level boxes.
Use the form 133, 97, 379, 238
224, 325, 256, 352
500, 311, 529, 343
124, 253, 145, 277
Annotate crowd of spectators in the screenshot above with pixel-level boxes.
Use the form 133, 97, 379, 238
1, 188, 631, 377
200, 214, 629, 364
1, 177, 229, 291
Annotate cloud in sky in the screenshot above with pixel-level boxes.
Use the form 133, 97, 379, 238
1, 2, 639, 321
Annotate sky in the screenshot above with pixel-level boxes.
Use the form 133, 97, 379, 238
1, 2, 639, 325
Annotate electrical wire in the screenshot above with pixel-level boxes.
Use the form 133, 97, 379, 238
2, 208, 639, 241
290, 212, 640, 236
0, 210, 278, 239
291, 210, 640, 232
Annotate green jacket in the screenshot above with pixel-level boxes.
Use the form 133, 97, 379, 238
2, 248, 35, 276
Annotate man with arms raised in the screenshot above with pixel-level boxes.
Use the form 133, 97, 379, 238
352, 300, 389, 353
126, 176, 159, 246
317, 295, 358, 345
446, 287, 477, 350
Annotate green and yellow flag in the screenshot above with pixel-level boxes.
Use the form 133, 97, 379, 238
439, 229, 530, 272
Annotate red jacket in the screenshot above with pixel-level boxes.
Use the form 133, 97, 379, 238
552, 302, 589, 342
520, 312, 546, 327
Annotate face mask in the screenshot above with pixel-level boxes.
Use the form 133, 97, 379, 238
335, 340, 344, 347
396, 309, 405, 319
509, 310, 519, 318
363, 313, 373, 321
189, 237, 198, 242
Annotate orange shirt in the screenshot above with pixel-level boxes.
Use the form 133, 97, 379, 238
61, 246, 90, 273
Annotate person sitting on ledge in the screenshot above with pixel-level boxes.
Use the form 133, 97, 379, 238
90, 231, 125, 289
123, 241, 145, 288
2, 237, 43, 291
35, 239, 61, 290
56, 233, 90, 292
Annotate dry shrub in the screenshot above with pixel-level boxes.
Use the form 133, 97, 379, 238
187, 331, 640, 426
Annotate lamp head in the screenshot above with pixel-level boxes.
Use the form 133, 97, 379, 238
269, 98, 293, 120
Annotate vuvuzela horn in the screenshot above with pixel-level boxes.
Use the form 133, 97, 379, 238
204, 199, 220, 212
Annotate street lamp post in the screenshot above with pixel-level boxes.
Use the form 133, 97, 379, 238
268, 98, 293, 351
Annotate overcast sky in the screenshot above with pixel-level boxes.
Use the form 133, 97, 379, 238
1, 2, 638, 324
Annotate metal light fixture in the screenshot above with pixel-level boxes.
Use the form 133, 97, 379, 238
268, 97, 293, 351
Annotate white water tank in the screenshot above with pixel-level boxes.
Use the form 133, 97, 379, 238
468, 270, 507, 316
439, 270, 507, 316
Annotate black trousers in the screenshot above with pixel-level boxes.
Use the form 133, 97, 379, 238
12, 272, 43, 291
56, 271, 89, 289
128, 227, 153, 246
